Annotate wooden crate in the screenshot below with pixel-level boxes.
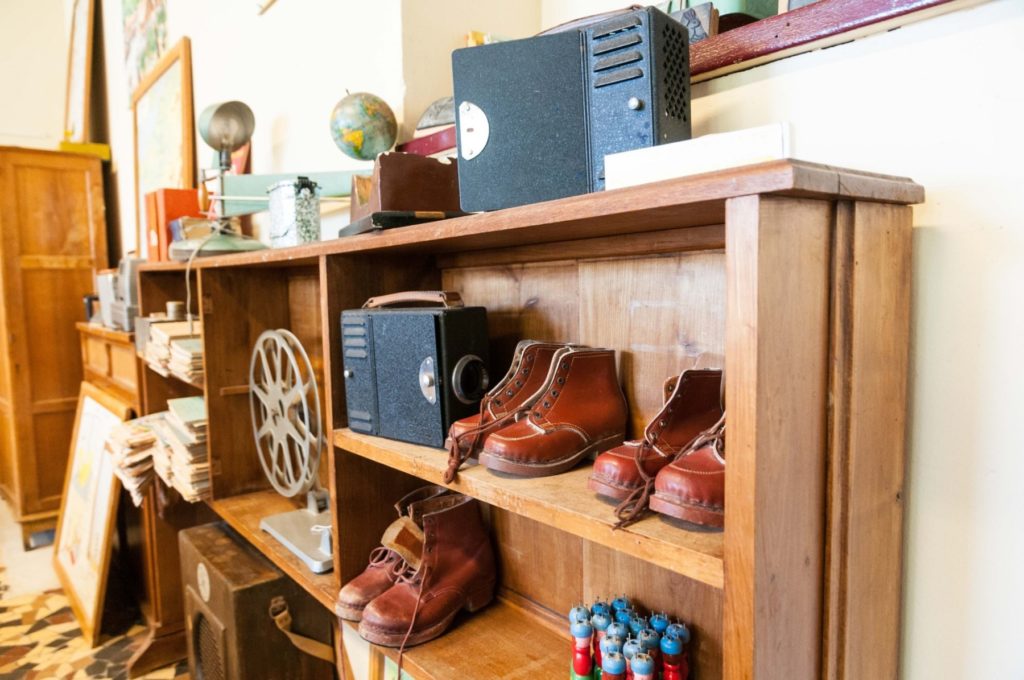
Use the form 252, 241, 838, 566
137, 160, 920, 680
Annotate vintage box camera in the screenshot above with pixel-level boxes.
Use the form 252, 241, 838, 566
340, 291, 489, 448
452, 6, 691, 212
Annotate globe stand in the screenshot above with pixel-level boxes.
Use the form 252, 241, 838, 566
249, 329, 333, 574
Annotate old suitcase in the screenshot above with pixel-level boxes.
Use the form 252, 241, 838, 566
179, 522, 334, 680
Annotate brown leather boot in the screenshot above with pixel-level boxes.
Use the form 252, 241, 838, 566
479, 347, 628, 477
650, 415, 726, 528
444, 340, 565, 483
334, 485, 450, 621
589, 369, 723, 502
358, 493, 495, 648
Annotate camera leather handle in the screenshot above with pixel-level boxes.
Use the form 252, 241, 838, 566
362, 290, 464, 309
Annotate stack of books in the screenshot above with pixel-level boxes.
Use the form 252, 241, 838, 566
105, 416, 162, 506
151, 396, 211, 502
168, 337, 204, 384
145, 320, 202, 381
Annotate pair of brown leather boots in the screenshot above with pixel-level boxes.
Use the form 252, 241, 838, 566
335, 486, 495, 649
589, 369, 727, 529
444, 341, 628, 482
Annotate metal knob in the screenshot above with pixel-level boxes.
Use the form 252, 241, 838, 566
627, 97, 643, 110
343, 369, 353, 378
420, 373, 435, 388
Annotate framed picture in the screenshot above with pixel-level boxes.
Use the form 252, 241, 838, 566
122, 0, 168, 92
53, 383, 133, 646
131, 36, 194, 257
64, 0, 95, 143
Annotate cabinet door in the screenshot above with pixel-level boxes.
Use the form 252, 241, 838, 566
0, 149, 107, 516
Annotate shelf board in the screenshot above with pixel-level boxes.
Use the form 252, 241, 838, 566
334, 429, 725, 589
207, 489, 338, 611
345, 597, 566, 680
138, 160, 923, 273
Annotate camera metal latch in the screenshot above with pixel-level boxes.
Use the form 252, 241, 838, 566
419, 357, 437, 404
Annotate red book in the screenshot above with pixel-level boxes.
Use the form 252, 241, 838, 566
145, 188, 203, 261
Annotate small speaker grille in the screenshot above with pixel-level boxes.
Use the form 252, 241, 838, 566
662, 22, 689, 121
195, 613, 225, 680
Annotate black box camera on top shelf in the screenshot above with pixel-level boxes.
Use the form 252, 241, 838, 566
452, 6, 692, 212
340, 291, 489, 449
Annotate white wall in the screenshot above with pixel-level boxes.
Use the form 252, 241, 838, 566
543, 1, 1024, 677
99, 0, 406, 253
0, 0, 69, 148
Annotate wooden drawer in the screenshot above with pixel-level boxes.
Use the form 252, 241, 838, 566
77, 323, 140, 413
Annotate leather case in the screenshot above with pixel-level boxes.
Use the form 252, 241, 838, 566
349, 152, 461, 222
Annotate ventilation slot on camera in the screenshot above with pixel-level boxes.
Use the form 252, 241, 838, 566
661, 22, 689, 121
591, 20, 645, 88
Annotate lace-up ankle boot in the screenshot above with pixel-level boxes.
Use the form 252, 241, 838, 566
334, 485, 449, 621
478, 347, 628, 477
358, 493, 495, 647
444, 340, 565, 482
589, 369, 722, 502
651, 415, 726, 528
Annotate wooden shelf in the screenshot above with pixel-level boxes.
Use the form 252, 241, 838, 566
207, 489, 338, 611
137, 160, 922, 273
334, 429, 725, 590
346, 597, 566, 680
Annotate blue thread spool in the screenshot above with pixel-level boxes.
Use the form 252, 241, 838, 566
629, 614, 648, 636
649, 613, 670, 635
665, 623, 691, 645
600, 634, 624, 657
661, 632, 683, 656
623, 637, 642, 662
611, 596, 631, 612
632, 652, 656, 679
570, 605, 592, 624
591, 600, 611, 617
606, 622, 628, 641
602, 651, 627, 678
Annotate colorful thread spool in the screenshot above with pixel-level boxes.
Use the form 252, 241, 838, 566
571, 620, 595, 680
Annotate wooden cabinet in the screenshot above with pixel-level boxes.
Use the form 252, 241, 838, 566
0, 148, 106, 546
137, 160, 921, 679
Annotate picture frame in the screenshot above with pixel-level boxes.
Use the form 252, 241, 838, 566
53, 382, 133, 647
131, 36, 195, 258
63, 0, 95, 143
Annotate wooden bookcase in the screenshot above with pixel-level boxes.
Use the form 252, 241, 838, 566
137, 160, 921, 680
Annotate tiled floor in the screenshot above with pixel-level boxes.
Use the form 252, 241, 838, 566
0, 504, 189, 679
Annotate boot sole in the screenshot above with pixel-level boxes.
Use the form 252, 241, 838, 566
335, 600, 366, 622
649, 493, 724, 529
356, 580, 495, 648
480, 434, 624, 478
587, 475, 636, 502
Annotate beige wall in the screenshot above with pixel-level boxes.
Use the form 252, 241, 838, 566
543, 0, 1024, 677
400, 0, 541, 139
98, 0, 406, 253
0, 0, 69, 148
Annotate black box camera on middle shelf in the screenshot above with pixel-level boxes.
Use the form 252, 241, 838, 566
340, 291, 490, 449
452, 6, 692, 212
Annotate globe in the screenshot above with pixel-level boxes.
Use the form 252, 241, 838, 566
329, 92, 397, 161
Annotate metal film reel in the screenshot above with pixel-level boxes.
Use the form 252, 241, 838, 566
249, 329, 322, 498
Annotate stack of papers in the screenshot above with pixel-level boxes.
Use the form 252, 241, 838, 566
150, 396, 211, 502
145, 320, 202, 382
104, 415, 162, 506
168, 337, 204, 384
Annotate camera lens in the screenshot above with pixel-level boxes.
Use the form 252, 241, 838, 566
452, 354, 489, 404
